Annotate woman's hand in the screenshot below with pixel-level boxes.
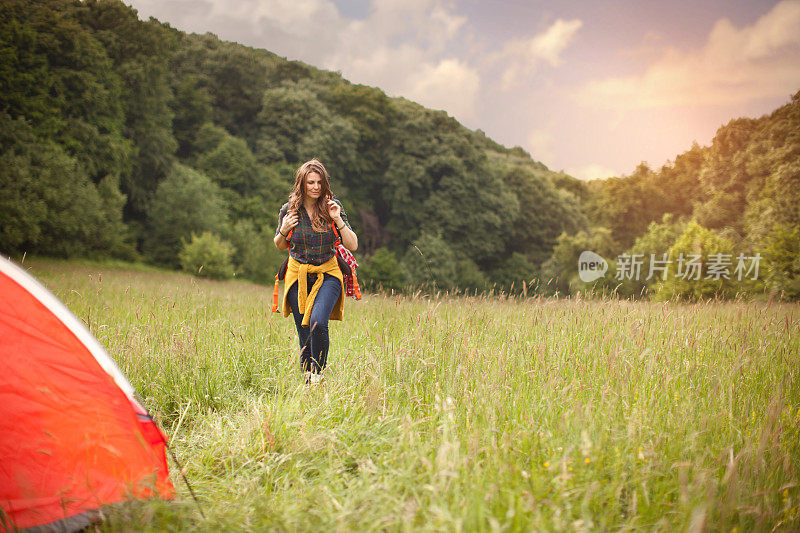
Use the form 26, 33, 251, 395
280, 211, 299, 235
327, 199, 341, 221
275, 210, 298, 250
328, 199, 358, 251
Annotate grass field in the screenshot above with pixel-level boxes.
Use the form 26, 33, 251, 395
25, 259, 800, 531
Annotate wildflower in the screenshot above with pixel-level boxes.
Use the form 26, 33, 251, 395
584, 457, 591, 464
543, 462, 550, 468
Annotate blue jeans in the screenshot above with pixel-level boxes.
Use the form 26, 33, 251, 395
286, 273, 341, 373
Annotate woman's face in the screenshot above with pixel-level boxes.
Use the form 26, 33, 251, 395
305, 172, 323, 200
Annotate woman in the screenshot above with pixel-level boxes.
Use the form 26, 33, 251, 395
274, 159, 358, 384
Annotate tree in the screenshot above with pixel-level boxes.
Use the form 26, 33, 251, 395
401, 232, 458, 291
2, 0, 132, 185
196, 133, 261, 194
171, 75, 213, 158
179, 232, 234, 280
323, 82, 397, 207
490, 252, 537, 294
381, 101, 519, 268
694, 119, 756, 232
0, 114, 122, 258
257, 81, 359, 175
360, 248, 406, 291
541, 227, 619, 296
761, 223, 800, 300
95, 174, 137, 259
584, 163, 666, 250
82, 0, 178, 216
0, 11, 62, 136
143, 164, 228, 267
618, 214, 687, 298
493, 158, 586, 267
654, 221, 739, 301
227, 219, 284, 283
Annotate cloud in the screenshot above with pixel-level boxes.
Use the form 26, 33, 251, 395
497, 18, 583, 89
567, 163, 620, 181
127, 0, 479, 120
208, 0, 340, 31
577, 0, 800, 109
319, 1, 479, 120
404, 59, 481, 121
525, 128, 555, 166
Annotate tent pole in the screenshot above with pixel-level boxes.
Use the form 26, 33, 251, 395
165, 442, 206, 520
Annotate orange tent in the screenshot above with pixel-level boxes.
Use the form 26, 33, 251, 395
0, 257, 174, 531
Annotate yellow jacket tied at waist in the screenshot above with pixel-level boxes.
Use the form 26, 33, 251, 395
281, 256, 344, 326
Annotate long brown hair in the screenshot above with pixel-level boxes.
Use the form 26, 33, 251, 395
289, 159, 333, 232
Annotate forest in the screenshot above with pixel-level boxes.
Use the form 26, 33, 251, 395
2, 0, 799, 300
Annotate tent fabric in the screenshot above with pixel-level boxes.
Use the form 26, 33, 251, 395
0, 257, 173, 531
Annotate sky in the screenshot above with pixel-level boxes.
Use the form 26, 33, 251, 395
126, 0, 800, 180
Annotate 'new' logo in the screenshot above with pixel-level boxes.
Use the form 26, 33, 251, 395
578, 251, 608, 282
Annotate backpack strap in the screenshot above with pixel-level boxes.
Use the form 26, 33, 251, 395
272, 274, 280, 313
273, 224, 292, 313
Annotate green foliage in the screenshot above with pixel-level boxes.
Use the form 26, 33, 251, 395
654, 221, 739, 301
0, 9, 62, 136
584, 163, 667, 250
95, 174, 137, 260
323, 82, 396, 207
117, 60, 177, 214
179, 231, 234, 280
381, 101, 522, 268
196, 132, 261, 194
615, 214, 687, 298
171, 75, 213, 158
657, 143, 704, 216
82, 0, 177, 215
490, 252, 538, 293
171, 35, 274, 140
227, 219, 284, 283
401, 232, 457, 291
191, 123, 229, 155
143, 164, 228, 267
541, 227, 619, 296
490, 154, 587, 266
454, 258, 488, 291
1, 0, 132, 185
0, 114, 125, 257
694, 119, 757, 232
257, 81, 358, 174
359, 247, 406, 291
745, 92, 800, 241
761, 223, 800, 299
576, 92, 800, 300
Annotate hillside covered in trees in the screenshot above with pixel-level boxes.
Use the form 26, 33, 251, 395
1, 0, 798, 299
546, 90, 800, 300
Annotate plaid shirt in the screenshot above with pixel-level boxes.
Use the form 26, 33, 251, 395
276, 199, 351, 266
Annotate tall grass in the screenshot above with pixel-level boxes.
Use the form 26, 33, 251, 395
27, 259, 800, 531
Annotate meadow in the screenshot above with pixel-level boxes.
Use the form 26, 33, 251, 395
26, 259, 800, 531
